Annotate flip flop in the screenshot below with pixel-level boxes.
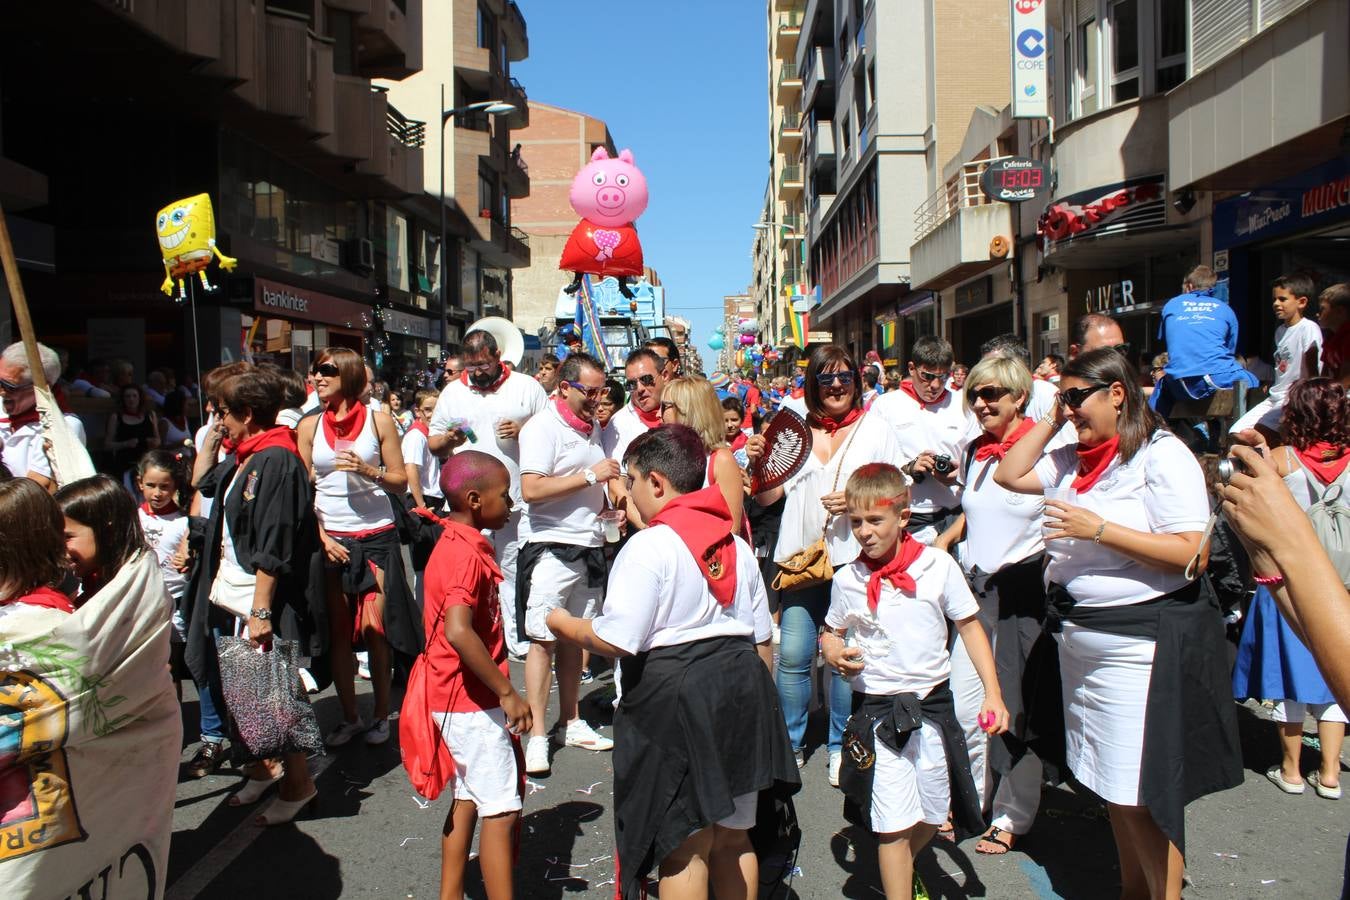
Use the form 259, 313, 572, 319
936, 814, 955, 841
975, 825, 1016, 855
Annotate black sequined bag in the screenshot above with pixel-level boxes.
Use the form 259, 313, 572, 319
216, 636, 324, 760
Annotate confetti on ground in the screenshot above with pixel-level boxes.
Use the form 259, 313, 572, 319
525, 779, 547, 794
575, 782, 603, 794
1214, 852, 1239, 859
596, 879, 615, 888
399, 837, 422, 848
411, 795, 431, 809
790, 866, 803, 878
1262, 880, 1277, 885
547, 874, 587, 884
589, 855, 612, 863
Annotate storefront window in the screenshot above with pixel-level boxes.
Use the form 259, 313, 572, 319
386, 211, 410, 293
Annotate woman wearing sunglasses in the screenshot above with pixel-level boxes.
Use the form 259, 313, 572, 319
994, 348, 1240, 899
747, 344, 900, 785
296, 348, 410, 749
658, 376, 745, 534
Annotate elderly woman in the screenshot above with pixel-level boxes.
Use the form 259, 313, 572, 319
659, 376, 745, 532
747, 344, 901, 785
994, 348, 1240, 899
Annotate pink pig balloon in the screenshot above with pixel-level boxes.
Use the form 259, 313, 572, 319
560, 147, 648, 286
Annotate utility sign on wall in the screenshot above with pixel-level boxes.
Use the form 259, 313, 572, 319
1011, 0, 1049, 119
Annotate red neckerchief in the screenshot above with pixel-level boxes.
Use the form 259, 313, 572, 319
899, 379, 947, 409
5, 407, 39, 430
1, 585, 75, 614
807, 407, 862, 435
1295, 441, 1350, 486
634, 403, 662, 430
860, 533, 925, 613
554, 396, 594, 436
972, 417, 1035, 463
140, 500, 180, 518
1072, 434, 1121, 492
322, 401, 367, 446
729, 431, 748, 454
409, 420, 429, 437
461, 363, 511, 394
235, 425, 301, 466
648, 486, 737, 608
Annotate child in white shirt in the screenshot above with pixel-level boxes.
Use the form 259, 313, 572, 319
1231, 272, 1324, 438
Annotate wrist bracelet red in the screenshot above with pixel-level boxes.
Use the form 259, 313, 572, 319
1253, 573, 1284, 586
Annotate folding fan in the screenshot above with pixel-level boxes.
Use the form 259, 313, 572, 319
750, 406, 812, 495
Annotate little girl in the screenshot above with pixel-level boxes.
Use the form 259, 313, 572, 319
55, 474, 147, 605
137, 450, 192, 648
0, 478, 76, 620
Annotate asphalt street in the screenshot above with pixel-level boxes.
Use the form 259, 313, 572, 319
165, 660, 1348, 899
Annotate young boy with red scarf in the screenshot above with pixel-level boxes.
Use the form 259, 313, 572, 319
821, 462, 1007, 900
546, 424, 798, 900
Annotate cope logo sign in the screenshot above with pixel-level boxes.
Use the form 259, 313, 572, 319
1011, 0, 1048, 119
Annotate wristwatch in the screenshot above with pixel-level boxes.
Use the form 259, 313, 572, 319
250, 608, 273, 620
583, 468, 598, 486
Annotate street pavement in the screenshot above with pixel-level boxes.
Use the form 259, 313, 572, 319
165, 661, 1347, 899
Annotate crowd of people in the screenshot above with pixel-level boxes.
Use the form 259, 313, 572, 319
0, 266, 1348, 900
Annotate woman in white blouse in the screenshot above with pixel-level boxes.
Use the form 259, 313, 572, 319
747, 344, 900, 784
993, 348, 1240, 900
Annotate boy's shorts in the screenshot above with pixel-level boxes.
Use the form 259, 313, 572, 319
433, 708, 523, 816
716, 792, 758, 830
870, 720, 950, 834
524, 551, 602, 642
1228, 396, 1281, 434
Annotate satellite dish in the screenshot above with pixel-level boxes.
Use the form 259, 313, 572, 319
466, 316, 525, 366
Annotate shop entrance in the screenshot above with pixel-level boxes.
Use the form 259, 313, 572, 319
1236, 222, 1350, 366
952, 303, 1014, 367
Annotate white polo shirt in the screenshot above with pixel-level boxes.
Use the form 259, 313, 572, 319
518, 402, 605, 548
602, 403, 652, 474
593, 528, 769, 654
430, 370, 549, 505
1, 415, 88, 482
401, 427, 443, 501
825, 546, 979, 696
1034, 430, 1208, 607
871, 389, 979, 514
960, 450, 1045, 574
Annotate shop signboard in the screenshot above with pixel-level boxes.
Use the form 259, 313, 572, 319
954, 277, 992, 316
980, 157, 1050, 203
253, 277, 372, 329
1212, 155, 1350, 253
1010, 0, 1048, 119
382, 309, 437, 341
1038, 175, 1166, 253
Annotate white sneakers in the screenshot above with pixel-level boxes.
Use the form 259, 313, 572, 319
829, 750, 843, 787
364, 718, 390, 745
524, 721, 614, 776
525, 736, 551, 775
325, 718, 367, 748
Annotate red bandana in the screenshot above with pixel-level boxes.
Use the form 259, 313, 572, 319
322, 401, 367, 446
235, 425, 302, 466
648, 486, 737, 608
140, 500, 180, 518
972, 417, 1036, 463
409, 420, 429, 437
634, 403, 662, 430
1072, 435, 1121, 492
729, 431, 749, 454
554, 397, 594, 436
461, 363, 511, 394
2, 585, 75, 614
861, 532, 925, 613
1295, 441, 1350, 486
807, 407, 862, 435
4, 407, 40, 430
899, 379, 948, 409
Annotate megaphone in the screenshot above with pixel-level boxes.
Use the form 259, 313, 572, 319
465, 316, 525, 367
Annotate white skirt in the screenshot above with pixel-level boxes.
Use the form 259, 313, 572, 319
1055, 623, 1157, 806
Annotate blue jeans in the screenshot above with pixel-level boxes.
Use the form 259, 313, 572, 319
198, 628, 230, 743
776, 582, 852, 753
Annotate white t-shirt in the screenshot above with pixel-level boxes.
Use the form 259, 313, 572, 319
594, 528, 769, 654
872, 389, 979, 514
0, 414, 88, 482
1034, 431, 1208, 607
602, 403, 652, 474
401, 427, 443, 501
1270, 317, 1323, 400
774, 412, 901, 566
960, 450, 1045, 574
311, 410, 394, 533
518, 402, 605, 547
430, 371, 549, 504
139, 508, 190, 600
825, 546, 979, 695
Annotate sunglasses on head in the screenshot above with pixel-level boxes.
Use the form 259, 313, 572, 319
311, 362, 340, 377
914, 369, 949, 383
625, 373, 657, 391
1058, 383, 1110, 409
966, 386, 1010, 404
0, 378, 32, 392
566, 380, 606, 400
815, 370, 856, 387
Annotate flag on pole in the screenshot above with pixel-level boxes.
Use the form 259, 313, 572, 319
789, 309, 809, 350
575, 275, 613, 367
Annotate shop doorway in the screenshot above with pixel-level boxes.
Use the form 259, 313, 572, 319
953, 304, 1014, 367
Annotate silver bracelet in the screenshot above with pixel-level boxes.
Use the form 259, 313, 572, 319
1092, 521, 1107, 544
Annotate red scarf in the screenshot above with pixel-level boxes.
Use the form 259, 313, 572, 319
2, 585, 75, 614
860, 532, 925, 613
972, 417, 1035, 462
729, 431, 749, 454
409, 420, 429, 437
807, 407, 862, 435
898, 379, 947, 409
634, 403, 662, 430
1072, 434, 1121, 492
1295, 441, 1350, 486
322, 401, 367, 446
554, 397, 594, 436
235, 425, 301, 466
648, 486, 737, 607
140, 500, 180, 518
4, 407, 39, 430
462, 363, 511, 394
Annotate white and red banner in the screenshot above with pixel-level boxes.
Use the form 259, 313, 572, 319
1011, 0, 1049, 119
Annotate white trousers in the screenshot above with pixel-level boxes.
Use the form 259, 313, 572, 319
492, 509, 528, 658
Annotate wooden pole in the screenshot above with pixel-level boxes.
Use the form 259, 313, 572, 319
0, 201, 50, 393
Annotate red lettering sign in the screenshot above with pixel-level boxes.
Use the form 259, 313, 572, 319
1037, 181, 1163, 243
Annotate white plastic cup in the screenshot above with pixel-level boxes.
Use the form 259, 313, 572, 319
600, 509, 625, 544
1043, 486, 1079, 544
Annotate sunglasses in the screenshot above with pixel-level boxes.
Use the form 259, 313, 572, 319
566, 381, 606, 400
625, 373, 657, 391
1058, 383, 1110, 409
914, 369, 949, 383
1103, 343, 1133, 358
311, 362, 340, 377
966, 386, 1011, 404
0, 378, 33, 392
815, 370, 856, 387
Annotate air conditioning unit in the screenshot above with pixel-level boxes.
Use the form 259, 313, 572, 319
341, 238, 375, 275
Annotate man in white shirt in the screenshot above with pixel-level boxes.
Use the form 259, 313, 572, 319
871, 336, 978, 545
602, 347, 667, 474
429, 329, 549, 657
516, 351, 619, 773
0, 341, 89, 491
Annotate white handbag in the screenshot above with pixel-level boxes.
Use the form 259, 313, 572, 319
209, 557, 256, 619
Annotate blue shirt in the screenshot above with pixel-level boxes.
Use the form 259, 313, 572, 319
1158, 289, 1247, 383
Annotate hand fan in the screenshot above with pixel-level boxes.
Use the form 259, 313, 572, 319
750, 406, 811, 495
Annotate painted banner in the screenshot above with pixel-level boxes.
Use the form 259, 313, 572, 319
1011, 0, 1049, 119
575, 276, 615, 368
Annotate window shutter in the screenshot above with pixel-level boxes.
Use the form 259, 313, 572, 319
1256, 0, 1313, 30
1190, 0, 1253, 75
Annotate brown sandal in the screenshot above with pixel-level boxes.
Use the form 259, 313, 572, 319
936, 814, 955, 841
975, 825, 1016, 855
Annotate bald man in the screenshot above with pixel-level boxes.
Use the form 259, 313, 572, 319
1070, 313, 1126, 358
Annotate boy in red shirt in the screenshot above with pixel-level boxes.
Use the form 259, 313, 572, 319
422, 450, 531, 900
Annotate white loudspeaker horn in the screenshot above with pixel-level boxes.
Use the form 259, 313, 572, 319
465, 316, 525, 367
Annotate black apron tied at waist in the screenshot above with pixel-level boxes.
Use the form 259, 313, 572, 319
512, 541, 607, 643
838, 682, 984, 838
326, 527, 423, 658
905, 506, 961, 535
1037, 577, 1242, 855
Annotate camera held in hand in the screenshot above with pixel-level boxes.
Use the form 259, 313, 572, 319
1217, 456, 1248, 485
932, 454, 954, 476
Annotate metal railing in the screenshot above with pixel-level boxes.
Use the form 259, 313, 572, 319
507, 75, 528, 102
509, 150, 529, 178
778, 62, 800, 85
782, 214, 804, 233
778, 11, 803, 29
509, 226, 530, 248
386, 104, 426, 148
913, 156, 1011, 242
779, 165, 803, 189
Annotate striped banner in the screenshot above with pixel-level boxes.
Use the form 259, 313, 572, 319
575, 275, 614, 367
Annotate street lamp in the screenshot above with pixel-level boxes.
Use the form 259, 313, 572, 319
438, 85, 517, 357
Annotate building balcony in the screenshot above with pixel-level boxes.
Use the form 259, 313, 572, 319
502, 0, 529, 62
776, 112, 803, 152
805, 117, 835, 172
910, 159, 1014, 291
776, 62, 802, 102
775, 11, 802, 57
505, 150, 530, 199
471, 217, 531, 268
809, 192, 835, 237
383, 102, 426, 195
801, 46, 835, 115
502, 76, 529, 129
328, 74, 379, 163
779, 165, 804, 198
264, 10, 309, 119
356, 0, 422, 80
100, 0, 225, 61
781, 214, 804, 236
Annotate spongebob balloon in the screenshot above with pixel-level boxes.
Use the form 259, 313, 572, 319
156, 193, 236, 301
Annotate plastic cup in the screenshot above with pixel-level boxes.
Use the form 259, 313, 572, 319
599, 509, 625, 544
333, 439, 356, 456
1043, 487, 1079, 544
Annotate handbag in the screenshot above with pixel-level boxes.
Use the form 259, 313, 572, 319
772, 413, 865, 593
209, 558, 256, 618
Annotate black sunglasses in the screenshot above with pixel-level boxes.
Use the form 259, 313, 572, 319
0, 378, 32, 392
311, 362, 340, 377
815, 370, 856, 387
1058, 383, 1110, 409
625, 373, 657, 391
566, 380, 606, 400
966, 386, 1011, 404
914, 369, 949, 383
1103, 343, 1133, 358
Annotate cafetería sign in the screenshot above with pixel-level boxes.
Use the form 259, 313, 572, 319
980, 157, 1050, 203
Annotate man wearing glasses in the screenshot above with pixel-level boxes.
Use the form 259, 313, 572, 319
0, 341, 88, 491
642, 336, 682, 381
602, 347, 667, 487
428, 328, 548, 659
515, 352, 619, 774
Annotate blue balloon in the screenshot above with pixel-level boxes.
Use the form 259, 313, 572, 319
708, 334, 725, 351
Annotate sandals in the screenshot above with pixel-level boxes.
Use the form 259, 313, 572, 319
255, 787, 318, 826
1265, 766, 1306, 795
975, 825, 1017, 855
228, 771, 282, 807
936, 814, 955, 842
1308, 773, 1342, 800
